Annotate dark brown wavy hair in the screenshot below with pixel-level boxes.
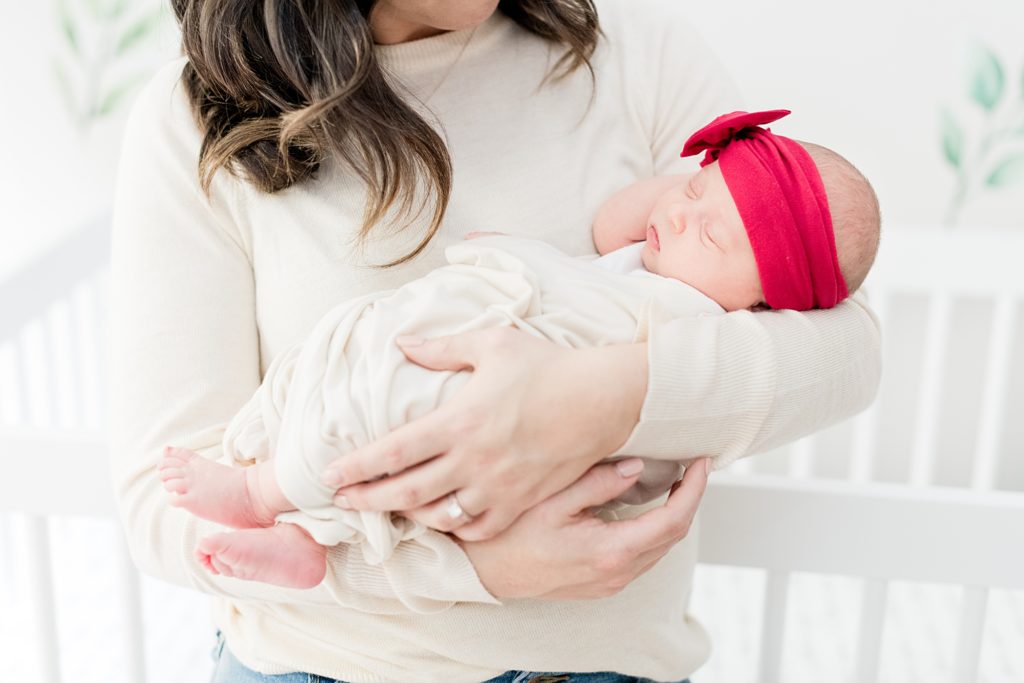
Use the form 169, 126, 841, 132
170, 0, 599, 266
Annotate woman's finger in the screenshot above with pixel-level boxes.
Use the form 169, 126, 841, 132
606, 457, 710, 553
548, 459, 646, 517
322, 412, 454, 488
334, 453, 468, 512
464, 231, 508, 240
397, 327, 518, 373
451, 506, 520, 542
402, 497, 475, 533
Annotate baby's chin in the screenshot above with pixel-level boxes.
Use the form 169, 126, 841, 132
640, 242, 658, 273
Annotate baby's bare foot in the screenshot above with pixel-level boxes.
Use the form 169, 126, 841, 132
158, 447, 283, 529
195, 524, 327, 589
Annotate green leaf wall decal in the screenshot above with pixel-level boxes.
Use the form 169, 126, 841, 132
57, 1, 79, 55
969, 44, 1004, 111
105, 0, 129, 20
83, 0, 106, 20
941, 108, 964, 167
50, 57, 77, 119
985, 155, 1024, 187
96, 74, 148, 116
115, 9, 163, 56
51, 0, 172, 129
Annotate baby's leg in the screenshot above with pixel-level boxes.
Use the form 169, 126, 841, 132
196, 523, 327, 589
158, 447, 294, 529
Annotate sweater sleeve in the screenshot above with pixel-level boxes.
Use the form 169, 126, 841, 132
609, 4, 883, 466
108, 59, 496, 613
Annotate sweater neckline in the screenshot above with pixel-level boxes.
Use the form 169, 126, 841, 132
374, 10, 514, 77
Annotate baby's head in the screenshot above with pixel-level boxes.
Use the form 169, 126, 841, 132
641, 110, 880, 312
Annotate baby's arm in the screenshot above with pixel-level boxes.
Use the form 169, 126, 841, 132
592, 174, 686, 254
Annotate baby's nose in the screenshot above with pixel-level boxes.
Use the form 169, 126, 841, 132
669, 206, 689, 234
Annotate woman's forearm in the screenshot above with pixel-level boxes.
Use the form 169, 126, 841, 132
612, 290, 882, 467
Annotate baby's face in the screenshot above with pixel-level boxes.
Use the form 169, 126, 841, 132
640, 162, 763, 311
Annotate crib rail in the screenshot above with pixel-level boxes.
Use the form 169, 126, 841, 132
0, 214, 111, 345
699, 473, 1024, 589
699, 474, 1024, 683
0, 428, 113, 517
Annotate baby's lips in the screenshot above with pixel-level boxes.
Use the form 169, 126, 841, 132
646, 225, 661, 251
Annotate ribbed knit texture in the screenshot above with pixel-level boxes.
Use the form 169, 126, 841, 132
107, 1, 880, 681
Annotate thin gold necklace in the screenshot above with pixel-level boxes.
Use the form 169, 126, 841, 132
423, 25, 479, 102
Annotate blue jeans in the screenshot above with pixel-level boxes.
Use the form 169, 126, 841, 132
211, 631, 690, 683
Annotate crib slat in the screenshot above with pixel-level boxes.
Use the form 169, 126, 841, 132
788, 436, 815, 478
909, 294, 952, 487
971, 296, 1017, 491
118, 536, 147, 683
92, 272, 109, 423
849, 291, 887, 483
66, 286, 89, 429
16, 331, 36, 426
730, 453, 755, 475
849, 405, 880, 484
951, 586, 988, 683
74, 279, 102, 430
26, 516, 62, 683
0, 514, 14, 589
42, 305, 66, 429
851, 579, 888, 683
758, 570, 789, 683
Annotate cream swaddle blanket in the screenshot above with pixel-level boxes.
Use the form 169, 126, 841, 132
222, 236, 723, 566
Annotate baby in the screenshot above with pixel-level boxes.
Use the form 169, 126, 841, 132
158, 110, 881, 590
592, 108, 880, 312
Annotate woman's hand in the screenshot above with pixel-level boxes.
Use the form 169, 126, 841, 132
323, 328, 648, 541
456, 457, 710, 600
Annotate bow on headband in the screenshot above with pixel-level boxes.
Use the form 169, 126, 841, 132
681, 110, 848, 310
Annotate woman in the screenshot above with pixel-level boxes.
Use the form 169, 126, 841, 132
108, 0, 881, 681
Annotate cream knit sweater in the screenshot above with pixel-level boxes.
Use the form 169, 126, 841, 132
108, 1, 881, 681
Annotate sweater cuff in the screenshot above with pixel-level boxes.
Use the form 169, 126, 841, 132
322, 531, 500, 614
611, 306, 776, 467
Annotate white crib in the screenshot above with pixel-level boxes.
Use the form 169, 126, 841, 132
1, 220, 1022, 683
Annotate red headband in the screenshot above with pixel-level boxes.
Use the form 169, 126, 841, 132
681, 110, 848, 310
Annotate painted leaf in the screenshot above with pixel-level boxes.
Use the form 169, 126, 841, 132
940, 108, 964, 168
94, 74, 147, 117
985, 155, 1024, 187
105, 0, 129, 20
969, 44, 1004, 111
83, 0, 107, 21
115, 9, 164, 56
57, 0, 79, 55
50, 57, 78, 118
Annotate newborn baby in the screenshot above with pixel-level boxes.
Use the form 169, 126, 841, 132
158, 110, 881, 590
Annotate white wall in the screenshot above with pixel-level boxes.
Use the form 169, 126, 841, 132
3, 0, 1023, 281
686, 0, 1024, 230
0, 1, 178, 277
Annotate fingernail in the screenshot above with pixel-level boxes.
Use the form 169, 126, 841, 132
616, 458, 645, 477
334, 494, 352, 510
322, 469, 345, 487
396, 335, 424, 347
705, 457, 713, 476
